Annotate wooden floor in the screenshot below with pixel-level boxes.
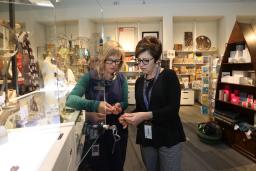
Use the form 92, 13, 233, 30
124, 104, 256, 171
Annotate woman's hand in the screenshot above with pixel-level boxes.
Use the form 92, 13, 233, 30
122, 112, 153, 126
112, 103, 122, 115
97, 101, 114, 114
119, 115, 129, 128
86, 112, 106, 123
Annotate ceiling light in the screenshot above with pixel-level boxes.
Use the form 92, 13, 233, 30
113, 1, 119, 6
29, 0, 54, 7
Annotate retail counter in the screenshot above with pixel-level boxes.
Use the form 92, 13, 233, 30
0, 89, 85, 171
0, 111, 85, 171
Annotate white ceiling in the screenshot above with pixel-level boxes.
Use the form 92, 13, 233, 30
0, 0, 255, 10
54, 0, 256, 8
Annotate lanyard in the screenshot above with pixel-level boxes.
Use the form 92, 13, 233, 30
143, 67, 160, 110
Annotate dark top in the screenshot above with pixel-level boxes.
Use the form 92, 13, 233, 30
135, 68, 186, 147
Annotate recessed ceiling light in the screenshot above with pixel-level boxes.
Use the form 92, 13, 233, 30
113, 1, 119, 6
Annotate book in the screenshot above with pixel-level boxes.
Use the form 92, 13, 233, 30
202, 87, 209, 94
201, 105, 209, 115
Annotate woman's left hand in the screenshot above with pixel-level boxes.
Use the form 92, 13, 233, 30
122, 112, 152, 126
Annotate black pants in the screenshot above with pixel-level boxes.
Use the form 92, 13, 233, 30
79, 128, 128, 171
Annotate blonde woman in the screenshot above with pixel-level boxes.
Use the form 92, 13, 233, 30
66, 40, 128, 171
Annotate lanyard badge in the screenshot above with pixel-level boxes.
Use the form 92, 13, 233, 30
144, 123, 152, 139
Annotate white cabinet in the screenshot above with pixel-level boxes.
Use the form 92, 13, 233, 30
40, 120, 85, 171
180, 90, 194, 105
38, 123, 79, 171
0, 123, 83, 171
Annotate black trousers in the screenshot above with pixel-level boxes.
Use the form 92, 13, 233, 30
79, 128, 128, 171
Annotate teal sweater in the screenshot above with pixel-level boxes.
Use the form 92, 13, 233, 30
66, 73, 128, 112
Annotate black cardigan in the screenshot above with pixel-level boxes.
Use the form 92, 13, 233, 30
134, 69, 186, 147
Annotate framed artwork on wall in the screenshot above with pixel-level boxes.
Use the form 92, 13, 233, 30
118, 27, 137, 52
142, 31, 159, 39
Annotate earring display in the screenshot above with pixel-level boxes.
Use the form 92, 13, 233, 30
19, 32, 40, 93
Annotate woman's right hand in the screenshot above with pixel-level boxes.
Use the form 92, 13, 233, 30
97, 101, 114, 114
86, 112, 106, 123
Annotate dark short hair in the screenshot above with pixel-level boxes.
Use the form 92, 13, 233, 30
135, 36, 162, 62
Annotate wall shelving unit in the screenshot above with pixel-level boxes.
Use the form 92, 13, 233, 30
214, 22, 256, 162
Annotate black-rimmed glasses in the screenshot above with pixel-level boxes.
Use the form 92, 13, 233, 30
136, 58, 154, 65
105, 59, 122, 65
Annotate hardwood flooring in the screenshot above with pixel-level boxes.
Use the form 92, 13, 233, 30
124, 104, 256, 171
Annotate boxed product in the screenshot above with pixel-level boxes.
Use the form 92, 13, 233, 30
232, 71, 246, 84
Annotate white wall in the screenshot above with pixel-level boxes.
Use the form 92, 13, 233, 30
45, 22, 79, 44
78, 18, 96, 39
95, 21, 162, 52
173, 20, 218, 51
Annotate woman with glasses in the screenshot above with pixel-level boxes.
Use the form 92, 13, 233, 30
66, 40, 128, 171
119, 36, 185, 171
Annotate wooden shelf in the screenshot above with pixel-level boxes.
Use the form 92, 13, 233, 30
0, 80, 12, 84
214, 112, 236, 125
220, 82, 256, 88
120, 71, 140, 76
177, 73, 195, 76
215, 22, 256, 162
125, 52, 135, 56
216, 99, 256, 112
175, 50, 193, 53
221, 63, 254, 70
175, 50, 217, 53
173, 63, 195, 65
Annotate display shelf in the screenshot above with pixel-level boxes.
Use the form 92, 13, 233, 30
173, 63, 195, 66
121, 55, 140, 104
214, 22, 256, 161
214, 112, 236, 125
120, 71, 140, 74
0, 80, 11, 84
173, 49, 216, 92
221, 63, 253, 71
220, 82, 256, 88
175, 50, 217, 53
126, 61, 137, 64
177, 73, 194, 76
216, 100, 256, 112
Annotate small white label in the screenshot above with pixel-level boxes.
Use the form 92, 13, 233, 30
144, 125, 152, 139
245, 130, 252, 139
19, 105, 29, 120
92, 144, 100, 156
234, 124, 239, 130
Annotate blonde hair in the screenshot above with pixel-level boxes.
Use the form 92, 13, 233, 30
89, 40, 124, 79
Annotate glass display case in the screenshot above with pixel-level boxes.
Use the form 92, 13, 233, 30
0, 0, 62, 125
0, 2, 86, 171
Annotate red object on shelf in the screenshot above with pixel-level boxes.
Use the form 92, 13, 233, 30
242, 101, 248, 108
234, 90, 240, 96
231, 96, 240, 105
